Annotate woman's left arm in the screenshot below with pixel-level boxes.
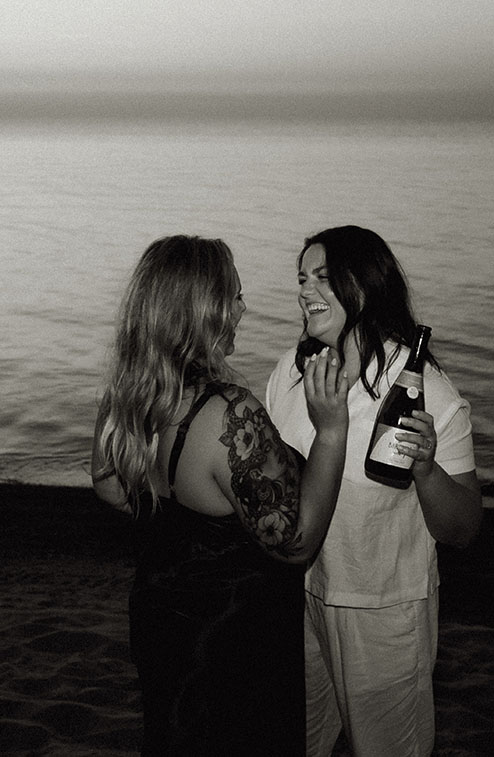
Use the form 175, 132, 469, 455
395, 410, 483, 548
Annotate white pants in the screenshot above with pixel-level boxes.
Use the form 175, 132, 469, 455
305, 591, 438, 757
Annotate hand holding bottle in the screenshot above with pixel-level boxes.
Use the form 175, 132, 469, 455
364, 324, 431, 489
395, 410, 437, 478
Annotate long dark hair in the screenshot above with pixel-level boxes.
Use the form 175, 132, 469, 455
295, 225, 439, 398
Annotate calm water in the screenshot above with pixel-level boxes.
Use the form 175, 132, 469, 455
1, 116, 493, 498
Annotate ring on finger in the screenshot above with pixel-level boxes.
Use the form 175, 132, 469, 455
425, 439, 432, 450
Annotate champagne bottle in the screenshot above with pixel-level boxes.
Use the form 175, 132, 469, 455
364, 325, 431, 489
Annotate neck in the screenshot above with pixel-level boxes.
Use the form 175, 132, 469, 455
342, 333, 361, 388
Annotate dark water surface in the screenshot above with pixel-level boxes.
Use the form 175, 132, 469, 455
1, 117, 493, 494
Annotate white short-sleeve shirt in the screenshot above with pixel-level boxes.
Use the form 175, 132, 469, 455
266, 343, 476, 608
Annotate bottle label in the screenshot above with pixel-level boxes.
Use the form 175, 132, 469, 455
395, 370, 423, 392
369, 423, 421, 469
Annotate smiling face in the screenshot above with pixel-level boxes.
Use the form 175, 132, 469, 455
297, 244, 347, 348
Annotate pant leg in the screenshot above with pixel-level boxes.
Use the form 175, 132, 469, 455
307, 591, 438, 757
305, 595, 342, 757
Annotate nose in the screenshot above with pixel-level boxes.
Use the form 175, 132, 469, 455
299, 277, 314, 298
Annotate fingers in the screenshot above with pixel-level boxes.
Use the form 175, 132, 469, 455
412, 410, 433, 423
303, 350, 318, 401
336, 366, 349, 399
314, 347, 331, 395
395, 437, 435, 464
304, 347, 328, 399
395, 431, 426, 450
395, 410, 436, 466
304, 349, 349, 432
304, 347, 341, 400
397, 411, 434, 437
399, 410, 433, 429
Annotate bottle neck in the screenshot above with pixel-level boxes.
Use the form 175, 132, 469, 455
403, 326, 431, 373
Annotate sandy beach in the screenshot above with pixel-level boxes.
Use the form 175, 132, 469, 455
1, 482, 493, 756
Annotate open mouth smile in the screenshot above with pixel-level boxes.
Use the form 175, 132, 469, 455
307, 303, 330, 314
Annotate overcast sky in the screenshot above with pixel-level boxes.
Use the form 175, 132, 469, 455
1, 0, 493, 93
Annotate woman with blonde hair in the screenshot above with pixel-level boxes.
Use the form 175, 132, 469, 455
92, 235, 349, 756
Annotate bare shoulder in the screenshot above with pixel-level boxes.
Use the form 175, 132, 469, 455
179, 384, 267, 458
195, 384, 266, 427
219, 383, 266, 419
215, 382, 262, 407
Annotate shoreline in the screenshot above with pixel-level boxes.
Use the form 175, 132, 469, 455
1, 482, 493, 755
2, 480, 493, 596
2, 479, 493, 625
3, 477, 493, 502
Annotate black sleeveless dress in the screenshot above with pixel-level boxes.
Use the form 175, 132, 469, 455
129, 385, 306, 756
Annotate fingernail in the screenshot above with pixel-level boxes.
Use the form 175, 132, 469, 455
343, 370, 348, 378
322, 346, 329, 356
331, 357, 337, 366
310, 353, 317, 361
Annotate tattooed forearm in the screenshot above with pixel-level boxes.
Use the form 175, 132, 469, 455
219, 389, 303, 558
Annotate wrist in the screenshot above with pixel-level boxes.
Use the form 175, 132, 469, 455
412, 461, 436, 482
314, 427, 348, 446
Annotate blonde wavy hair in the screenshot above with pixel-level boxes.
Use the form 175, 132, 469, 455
95, 235, 238, 512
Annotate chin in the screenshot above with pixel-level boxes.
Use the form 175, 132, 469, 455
307, 327, 326, 342
308, 331, 334, 348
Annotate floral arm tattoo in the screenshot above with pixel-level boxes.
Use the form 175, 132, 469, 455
219, 388, 303, 558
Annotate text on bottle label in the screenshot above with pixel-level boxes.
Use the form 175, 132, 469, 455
369, 424, 421, 469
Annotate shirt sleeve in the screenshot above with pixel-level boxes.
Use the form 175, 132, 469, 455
435, 402, 476, 474
265, 366, 275, 416
429, 369, 476, 475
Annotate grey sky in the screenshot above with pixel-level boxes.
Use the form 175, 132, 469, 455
1, 0, 493, 93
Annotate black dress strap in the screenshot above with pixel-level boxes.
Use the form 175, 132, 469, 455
168, 383, 223, 499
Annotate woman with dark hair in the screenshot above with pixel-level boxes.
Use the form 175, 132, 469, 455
92, 235, 349, 756
266, 226, 482, 757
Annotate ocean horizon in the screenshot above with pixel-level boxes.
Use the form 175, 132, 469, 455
1, 111, 493, 499
2, 85, 494, 124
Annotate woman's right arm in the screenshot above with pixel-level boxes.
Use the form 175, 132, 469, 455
213, 349, 348, 563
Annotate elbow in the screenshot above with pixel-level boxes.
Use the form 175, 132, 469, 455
464, 494, 484, 546
92, 479, 111, 504
287, 540, 323, 565
451, 533, 475, 550
267, 545, 310, 566
93, 480, 132, 515
456, 511, 484, 550
452, 533, 477, 550
286, 532, 328, 564
288, 553, 310, 566
443, 504, 483, 550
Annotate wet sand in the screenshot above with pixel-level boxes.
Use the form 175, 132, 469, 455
1, 483, 493, 756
